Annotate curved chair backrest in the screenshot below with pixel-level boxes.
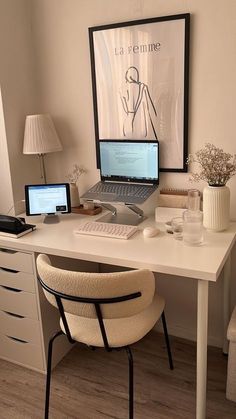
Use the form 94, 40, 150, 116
36, 254, 155, 320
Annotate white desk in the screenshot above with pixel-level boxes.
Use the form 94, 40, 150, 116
0, 212, 235, 419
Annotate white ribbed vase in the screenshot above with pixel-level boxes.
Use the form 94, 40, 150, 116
203, 185, 230, 231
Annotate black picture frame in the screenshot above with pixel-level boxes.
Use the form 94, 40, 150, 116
89, 13, 190, 172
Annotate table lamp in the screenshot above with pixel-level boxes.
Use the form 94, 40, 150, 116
23, 114, 62, 183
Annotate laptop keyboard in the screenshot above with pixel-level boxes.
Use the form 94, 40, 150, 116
91, 183, 151, 198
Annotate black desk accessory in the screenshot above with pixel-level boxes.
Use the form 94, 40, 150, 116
0, 215, 36, 238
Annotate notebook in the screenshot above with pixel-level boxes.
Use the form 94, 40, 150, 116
81, 140, 159, 204
0, 223, 36, 238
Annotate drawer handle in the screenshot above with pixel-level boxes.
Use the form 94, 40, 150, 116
0, 248, 17, 254
0, 267, 19, 274
0, 285, 22, 293
7, 335, 28, 344
3, 311, 25, 319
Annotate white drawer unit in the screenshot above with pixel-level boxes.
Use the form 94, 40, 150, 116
0, 284, 39, 319
0, 333, 44, 371
0, 247, 33, 273
0, 268, 35, 292
0, 310, 41, 345
0, 246, 45, 372
0, 245, 75, 373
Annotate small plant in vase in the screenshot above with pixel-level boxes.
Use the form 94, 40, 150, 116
66, 164, 86, 207
187, 143, 236, 186
187, 143, 236, 231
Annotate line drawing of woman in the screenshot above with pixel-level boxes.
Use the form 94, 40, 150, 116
119, 66, 158, 139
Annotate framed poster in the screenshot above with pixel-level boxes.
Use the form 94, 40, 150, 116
89, 13, 190, 172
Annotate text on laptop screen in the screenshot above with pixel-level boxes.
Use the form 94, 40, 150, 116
25, 183, 71, 216
99, 141, 159, 184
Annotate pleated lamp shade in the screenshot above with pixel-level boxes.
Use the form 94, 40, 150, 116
23, 114, 62, 154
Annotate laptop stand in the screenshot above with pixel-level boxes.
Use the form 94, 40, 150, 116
96, 203, 146, 226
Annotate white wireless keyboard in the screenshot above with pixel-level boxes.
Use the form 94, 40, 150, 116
74, 221, 138, 240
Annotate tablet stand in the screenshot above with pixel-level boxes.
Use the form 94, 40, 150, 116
43, 214, 60, 224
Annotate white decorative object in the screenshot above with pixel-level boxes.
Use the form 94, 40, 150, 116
69, 183, 80, 207
83, 201, 95, 210
187, 143, 236, 232
203, 185, 230, 231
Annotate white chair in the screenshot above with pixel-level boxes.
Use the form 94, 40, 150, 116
36, 253, 173, 419
226, 306, 236, 402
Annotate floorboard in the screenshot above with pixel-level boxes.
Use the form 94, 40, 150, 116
0, 332, 235, 418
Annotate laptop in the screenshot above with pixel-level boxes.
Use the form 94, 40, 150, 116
81, 140, 159, 204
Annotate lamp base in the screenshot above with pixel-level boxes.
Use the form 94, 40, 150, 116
38, 154, 47, 183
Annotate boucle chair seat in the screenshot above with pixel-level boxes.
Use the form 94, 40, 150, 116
36, 253, 173, 419
226, 306, 236, 402
60, 293, 165, 347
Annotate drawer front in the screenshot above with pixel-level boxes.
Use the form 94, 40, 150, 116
0, 310, 41, 345
0, 286, 38, 319
0, 248, 33, 273
0, 333, 44, 371
0, 269, 35, 292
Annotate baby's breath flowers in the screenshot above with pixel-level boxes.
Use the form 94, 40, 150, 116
66, 164, 86, 184
187, 143, 236, 186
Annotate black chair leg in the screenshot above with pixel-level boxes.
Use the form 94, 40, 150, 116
45, 331, 64, 419
125, 346, 134, 419
161, 311, 174, 370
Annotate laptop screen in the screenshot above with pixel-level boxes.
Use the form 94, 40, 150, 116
99, 140, 159, 184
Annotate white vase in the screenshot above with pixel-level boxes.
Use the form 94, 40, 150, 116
69, 183, 80, 207
203, 185, 230, 231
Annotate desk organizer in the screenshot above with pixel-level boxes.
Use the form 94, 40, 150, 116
158, 189, 188, 208
71, 205, 102, 216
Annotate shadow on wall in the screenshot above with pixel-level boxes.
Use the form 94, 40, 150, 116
0, 87, 14, 214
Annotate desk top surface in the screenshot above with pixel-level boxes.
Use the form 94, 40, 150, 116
0, 212, 235, 281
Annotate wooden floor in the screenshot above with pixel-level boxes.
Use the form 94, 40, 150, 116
0, 332, 236, 419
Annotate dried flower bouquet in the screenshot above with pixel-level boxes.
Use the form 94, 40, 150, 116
187, 143, 236, 186
66, 164, 86, 184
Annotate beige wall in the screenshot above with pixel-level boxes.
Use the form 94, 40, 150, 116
0, 0, 40, 214
30, 0, 236, 218
29, 0, 236, 345
0, 0, 235, 345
